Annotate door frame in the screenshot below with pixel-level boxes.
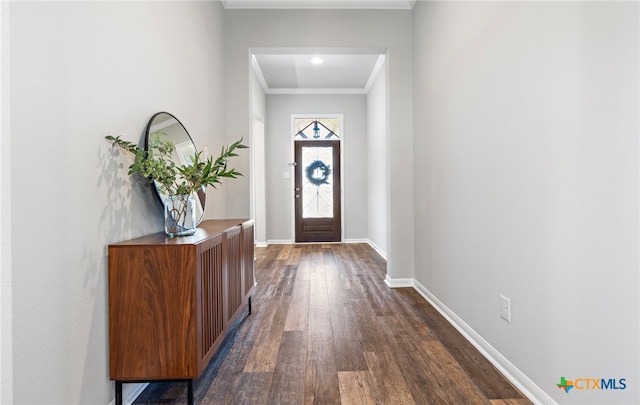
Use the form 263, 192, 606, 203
290, 113, 345, 243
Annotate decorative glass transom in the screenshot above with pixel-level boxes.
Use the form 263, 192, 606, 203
294, 118, 340, 140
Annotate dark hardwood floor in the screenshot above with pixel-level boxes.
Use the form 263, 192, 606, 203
133, 243, 531, 405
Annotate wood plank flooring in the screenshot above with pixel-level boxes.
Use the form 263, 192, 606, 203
133, 243, 531, 405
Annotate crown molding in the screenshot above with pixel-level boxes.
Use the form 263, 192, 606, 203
222, 0, 415, 10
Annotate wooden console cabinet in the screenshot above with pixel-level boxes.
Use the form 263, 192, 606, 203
108, 219, 255, 405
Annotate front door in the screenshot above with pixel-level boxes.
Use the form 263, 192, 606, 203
294, 139, 341, 242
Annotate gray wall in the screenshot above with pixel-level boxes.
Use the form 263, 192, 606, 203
367, 62, 388, 257
265, 94, 368, 242
251, 67, 268, 244
2, 2, 228, 403
224, 9, 414, 278
413, 2, 639, 403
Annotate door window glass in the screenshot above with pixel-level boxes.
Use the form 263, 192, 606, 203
301, 145, 334, 218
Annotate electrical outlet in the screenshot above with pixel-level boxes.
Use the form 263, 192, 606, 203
500, 294, 511, 322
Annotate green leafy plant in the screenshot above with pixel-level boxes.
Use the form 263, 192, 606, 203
106, 131, 247, 198
106, 131, 247, 236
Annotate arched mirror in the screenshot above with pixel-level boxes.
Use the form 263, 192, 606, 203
144, 112, 206, 225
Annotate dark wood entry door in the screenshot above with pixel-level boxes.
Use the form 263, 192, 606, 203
294, 140, 341, 243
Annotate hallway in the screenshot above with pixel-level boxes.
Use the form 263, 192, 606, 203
135, 243, 530, 404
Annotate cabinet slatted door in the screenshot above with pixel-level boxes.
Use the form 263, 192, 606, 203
242, 221, 255, 297
197, 234, 224, 372
109, 244, 198, 379
226, 226, 243, 323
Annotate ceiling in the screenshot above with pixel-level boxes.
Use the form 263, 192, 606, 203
225, 0, 406, 93
252, 52, 385, 94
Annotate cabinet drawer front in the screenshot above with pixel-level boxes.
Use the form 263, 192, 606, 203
197, 234, 225, 370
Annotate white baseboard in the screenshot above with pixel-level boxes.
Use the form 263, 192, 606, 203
385, 276, 555, 405
266, 239, 292, 245
342, 238, 388, 261
255, 241, 268, 247
384, 274, 413, 288
108, 382, 148, 405
367, 240, 387, 261
344, 238, 369, 244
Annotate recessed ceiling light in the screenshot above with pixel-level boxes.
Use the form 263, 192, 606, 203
311, 57, 323, 65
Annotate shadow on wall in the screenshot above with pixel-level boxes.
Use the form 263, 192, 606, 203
93, 134, 163, 289
77, 138, 164, 403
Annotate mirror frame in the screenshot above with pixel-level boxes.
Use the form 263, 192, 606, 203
144, 112, 206, 226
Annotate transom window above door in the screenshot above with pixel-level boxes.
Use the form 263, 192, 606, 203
294, 118, 340, 140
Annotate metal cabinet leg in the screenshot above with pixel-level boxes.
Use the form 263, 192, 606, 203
115, 381, 123, 405
187, 379, 194, 405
